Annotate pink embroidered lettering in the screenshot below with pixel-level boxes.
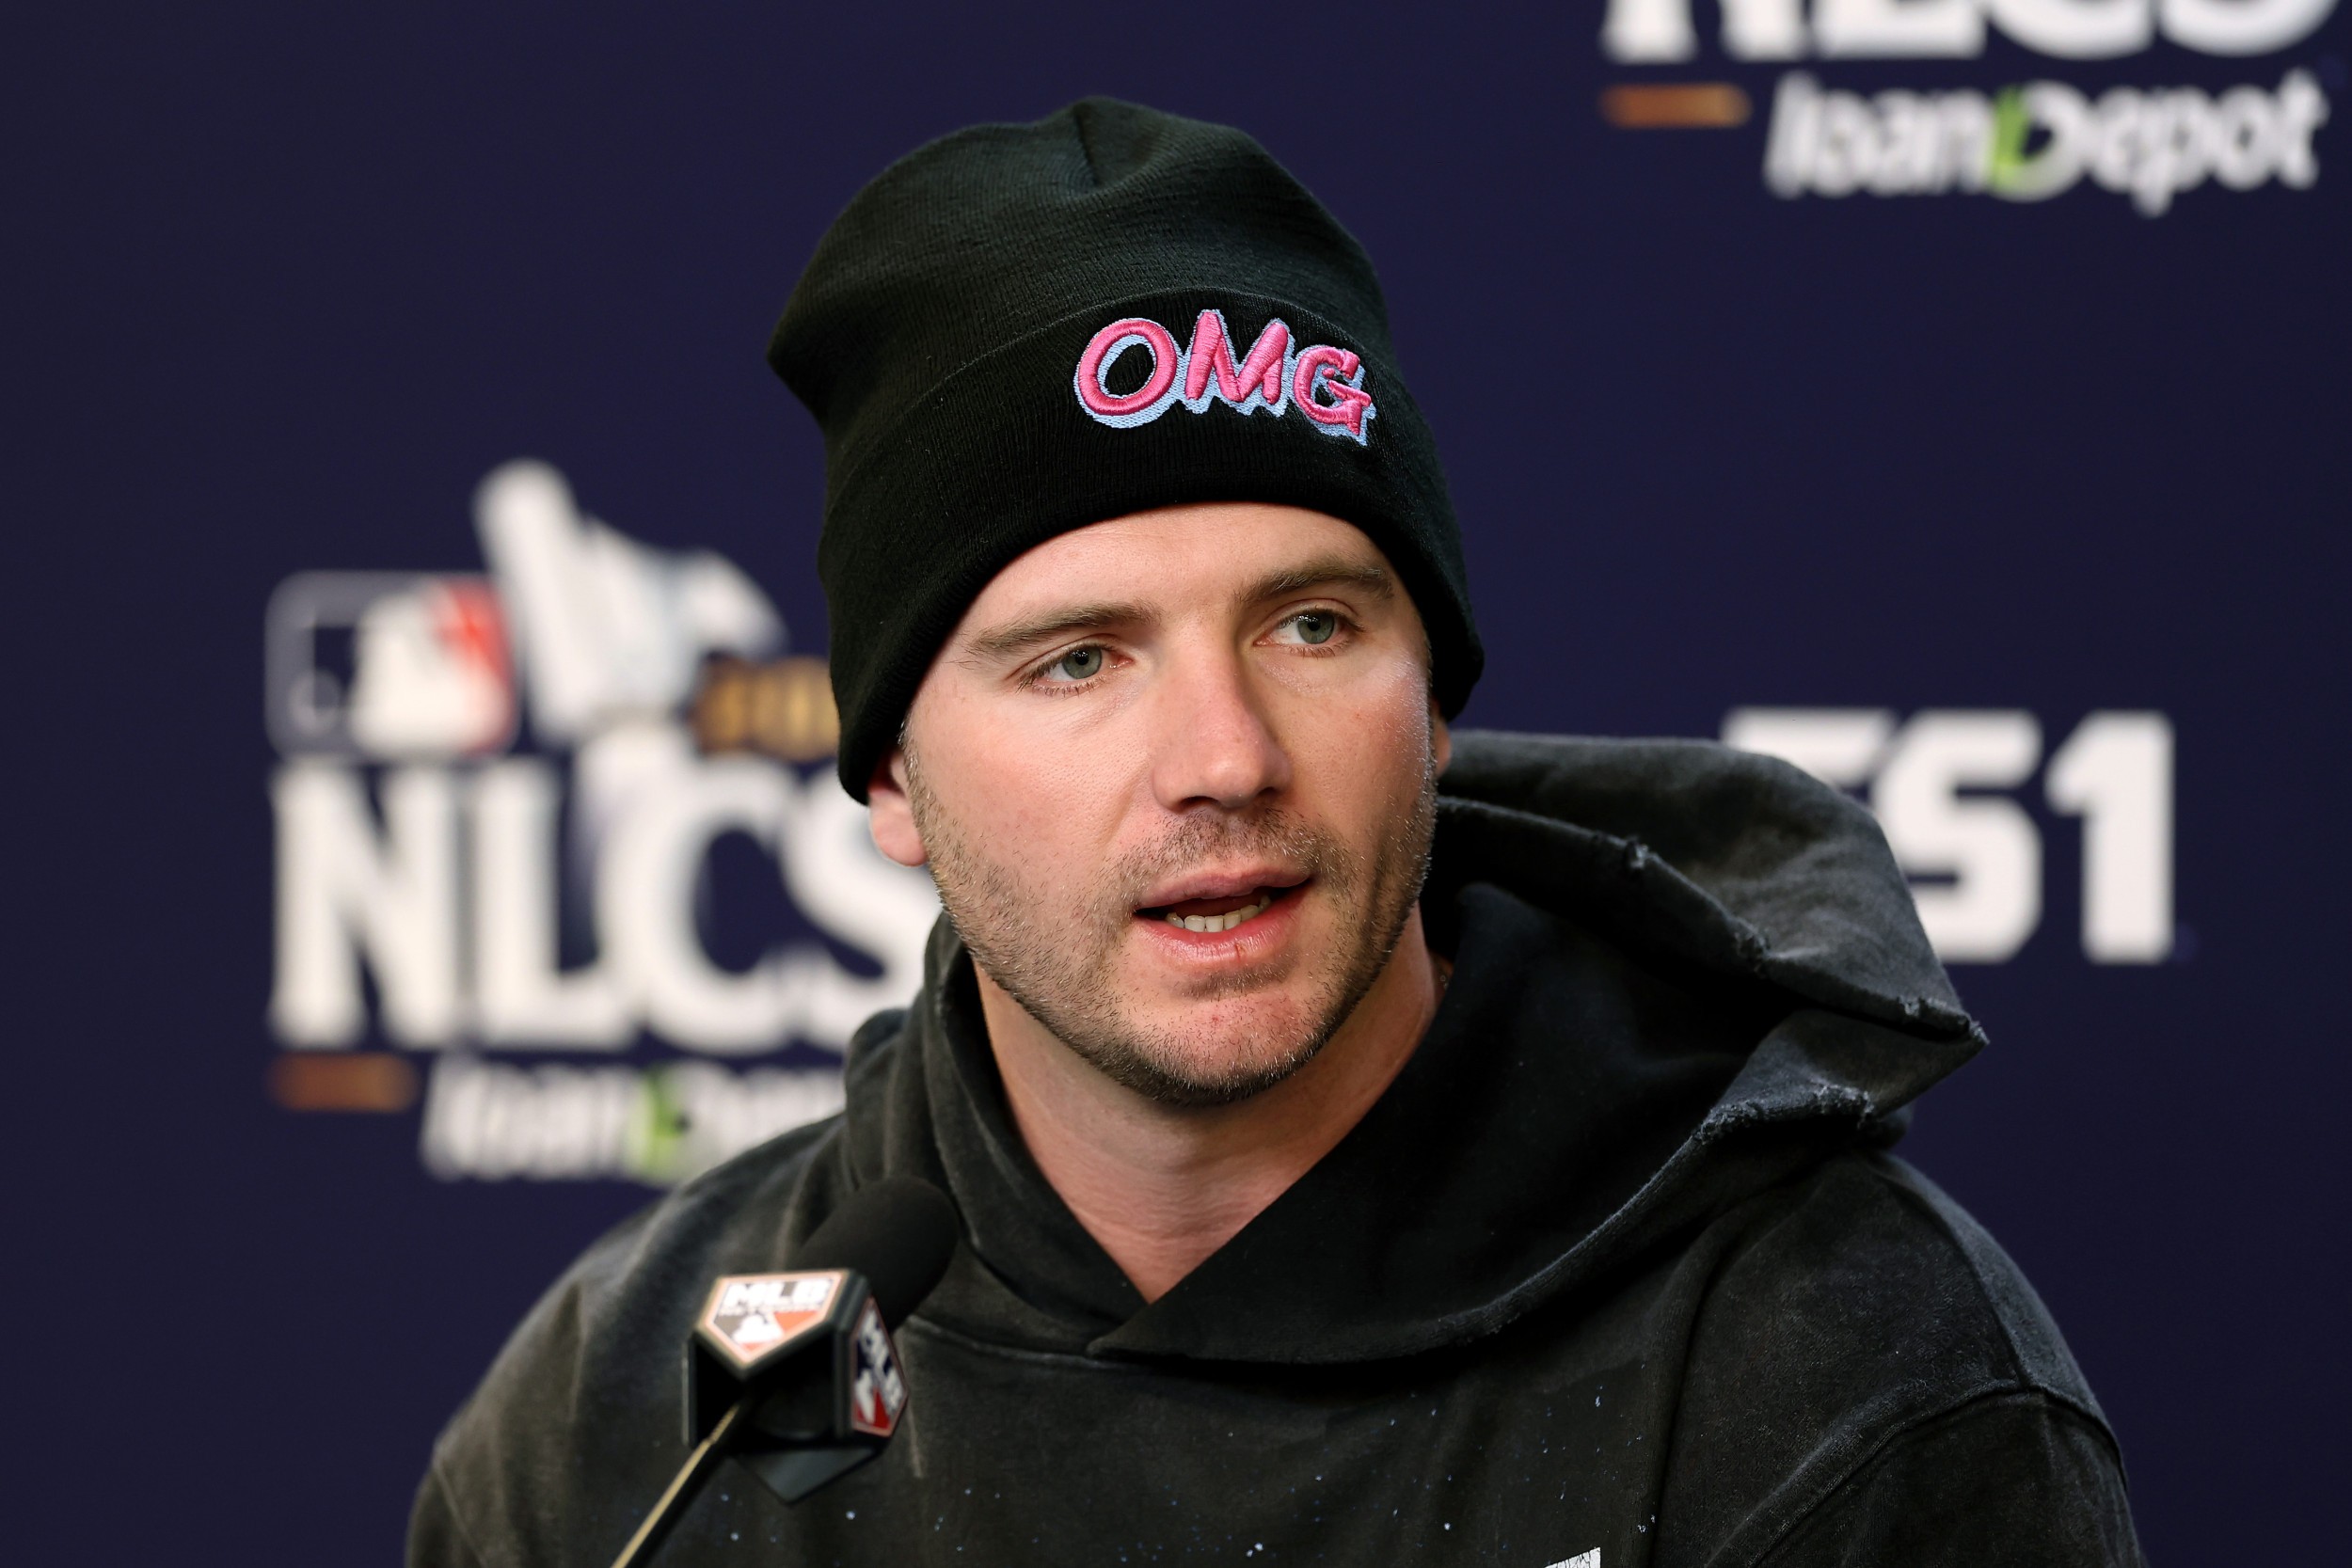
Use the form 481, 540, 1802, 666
1073, 318, 1181, 427
1073, 309, 1375, 446
1291, 344, 1375, 443
1182, 309, 1290, 411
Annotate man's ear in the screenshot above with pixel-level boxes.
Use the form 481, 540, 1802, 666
1430, 696, 1453, 777
866, 748, 929, 868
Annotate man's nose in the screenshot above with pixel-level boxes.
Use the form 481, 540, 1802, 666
1148, 646, 1293, 812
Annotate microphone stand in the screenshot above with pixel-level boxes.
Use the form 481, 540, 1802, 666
608, 1398, 748, 1568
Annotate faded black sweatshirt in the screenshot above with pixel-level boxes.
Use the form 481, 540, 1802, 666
410, 734, 2143, 1566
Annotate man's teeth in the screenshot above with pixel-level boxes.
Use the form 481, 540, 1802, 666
1166, 895, 1274, 933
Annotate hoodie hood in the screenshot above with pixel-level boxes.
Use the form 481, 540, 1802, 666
837, 732, 1983, 1366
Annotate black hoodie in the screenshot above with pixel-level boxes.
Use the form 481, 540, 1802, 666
409, 734, 2143, 1566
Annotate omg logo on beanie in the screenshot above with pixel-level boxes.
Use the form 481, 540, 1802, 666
1073, 309, 1377, 444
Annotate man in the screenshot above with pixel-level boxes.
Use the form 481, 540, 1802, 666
410, 100, 2143, 1565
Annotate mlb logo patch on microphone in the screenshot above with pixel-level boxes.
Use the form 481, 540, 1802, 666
846, 1296, 908, 1438
700, 1271, 843, 1368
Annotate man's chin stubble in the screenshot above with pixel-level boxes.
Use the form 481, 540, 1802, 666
1011, 984, 1343, 1108
976, 832, 1431, 1108
906, 737, 1438, 1109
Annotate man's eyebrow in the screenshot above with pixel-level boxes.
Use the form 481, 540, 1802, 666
1241, 557, 1396, 606
961, 601, 1149, 662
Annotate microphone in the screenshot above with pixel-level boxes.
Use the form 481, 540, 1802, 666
609, 1176, 960, 1568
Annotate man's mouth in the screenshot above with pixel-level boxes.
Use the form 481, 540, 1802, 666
1136, 880, 1303, 934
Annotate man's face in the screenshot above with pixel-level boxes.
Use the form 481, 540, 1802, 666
869, 502, 1448, 1106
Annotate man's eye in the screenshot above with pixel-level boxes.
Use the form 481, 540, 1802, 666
1283, 611, 1339, 646
1042, 645, 1106, 682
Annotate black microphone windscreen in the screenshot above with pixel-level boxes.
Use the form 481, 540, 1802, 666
789, 1176, 959, 1327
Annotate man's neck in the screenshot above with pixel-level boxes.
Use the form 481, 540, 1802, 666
973, 908, 1445, 1304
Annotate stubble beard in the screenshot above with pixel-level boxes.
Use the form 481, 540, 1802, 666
905, 742, 1440, 1107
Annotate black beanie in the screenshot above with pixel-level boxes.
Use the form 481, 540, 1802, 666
769, 97, 1482, 800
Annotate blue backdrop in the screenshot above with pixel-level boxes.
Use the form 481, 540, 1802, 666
15, 4, 2347, 1560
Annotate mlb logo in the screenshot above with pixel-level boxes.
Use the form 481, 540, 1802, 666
265, 572, 515, 760
700, 1271, 843, 1369
845, 1295, 908, 1438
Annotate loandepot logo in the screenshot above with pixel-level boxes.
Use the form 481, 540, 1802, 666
1599, 0, 2337, 214
262, 460, 940, 1183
